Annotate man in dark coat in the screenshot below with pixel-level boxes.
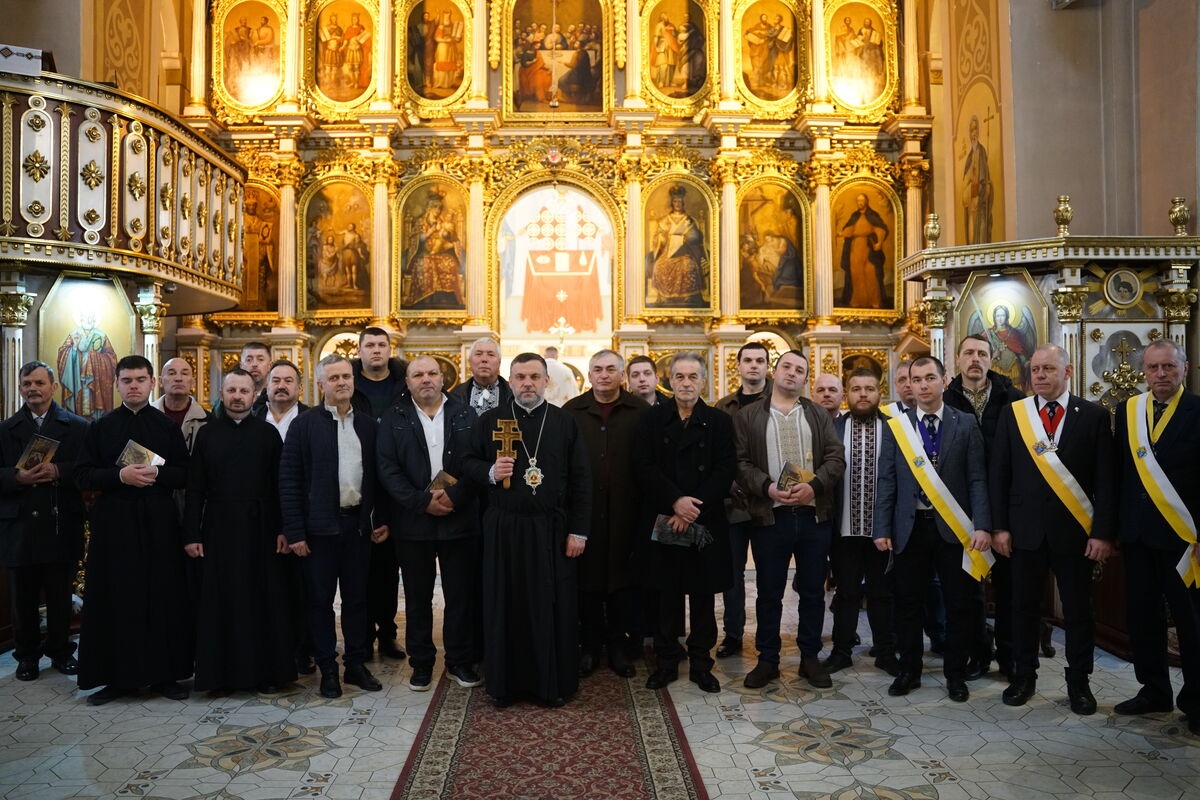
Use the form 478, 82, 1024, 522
635, 353, 736, 694
76, 355, 193, 705
563, 349, 648, 679
280, 354, 390, 699
463, 353, 592, 707
185, 369, 296, 693
0, 361, 89, 681
627, 355, 668, 407
350, 327, 408, 663
451, 337, 513, 415
377, 355, 482, 691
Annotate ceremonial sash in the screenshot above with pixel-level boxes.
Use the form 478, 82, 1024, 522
887, 414, 994, 580
1011, 397, 1094, 534
880, 402, 903, 419
1126, 390, 1200, 586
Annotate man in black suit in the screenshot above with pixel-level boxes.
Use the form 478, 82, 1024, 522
0, 362, 89, 681
990, 344, 1115, 714
875, 355, 993, 702
1113, 340, 1200, 734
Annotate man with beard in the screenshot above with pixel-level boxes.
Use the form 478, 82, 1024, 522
564, 350, 647, 678
185, 370, 295, 693
152, 358, 209, 452
0, 362, 89, 681
212, 342, 272, 416
76, 356, 192, 705
823, 368, 898, 676
452, 338, 513, 416
464, 353, 591, 706
627, 355, 667, 407
377, 356, 482, 691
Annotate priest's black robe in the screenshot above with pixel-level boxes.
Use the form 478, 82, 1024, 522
184, 414, 296, 691
464, 400, 592, 702
75, 404, 193, 691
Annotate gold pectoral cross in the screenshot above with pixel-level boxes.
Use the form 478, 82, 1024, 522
492, 419, 523, 489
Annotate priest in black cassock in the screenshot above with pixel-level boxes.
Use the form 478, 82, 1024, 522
184, 370, 296, 693
76, 355, 193, 705
464, 352, 592, 707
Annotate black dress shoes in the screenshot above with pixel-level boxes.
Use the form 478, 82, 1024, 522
964, 658, 989, 681
645, 667, 678, 690
874, 655, 901, 677
296, 654, 317, 675
542, 696, 567, 708
608, 650, 636, 678
344, 665, 383, 691
799, 655, 833, 689
820, 651, 853, 674
377, 639, 407, 660
320, 671, 343, 698
87, 685, 129, 706
743, 661, 780, 689
888, 673, 921, 696
14, 659, 38, 681
947, 679, 969, 703
1002, 679, 1036, 707
715, 636, 742, 658
689, 670, 720, 693
1067, 680, 1097, 716
578, 651, 599, 678
51, 656, 78, 676
1114, 694, 1173, 715
154, 681, 190, 701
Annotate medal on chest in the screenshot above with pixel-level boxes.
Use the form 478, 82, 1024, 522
511, 401, 549, 495
523, 458, 545, 494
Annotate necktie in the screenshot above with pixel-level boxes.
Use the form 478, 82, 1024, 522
1041, 400, 1061, 437
34, 415, 43, 429
1153, 400, 1167, 424
919, 413, 938, 507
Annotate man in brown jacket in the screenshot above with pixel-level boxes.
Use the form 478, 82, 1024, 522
564, 350, 648, 679
734, 350, 846, 689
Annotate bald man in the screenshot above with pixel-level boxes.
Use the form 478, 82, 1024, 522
813, 373, 845, 419
153, 357, 211, 453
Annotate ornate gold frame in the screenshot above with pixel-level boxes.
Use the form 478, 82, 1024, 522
484, 169, 626, 333
640, 172, 719, 323
732, 0, 811, 120
210, 0, 289, 124
296, 172, 375, 321
640, 0, 716, 118
734, 175, 814, 324
304, 0, 380, 121
392, 174, 471, 323
830, 175, 904, 323
841, 346, 891, 398
502, 0, 614, 122
211, 179, 282, 325
823, 0, 900, 123
396, 0, 473, 116
953, 267, 1049, 357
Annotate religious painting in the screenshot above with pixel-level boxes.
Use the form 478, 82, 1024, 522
402, 0, 468, 102
1081, 324, 1162, 415
218, 0, 284, 112
1104, 267, 1144, 310
240, 184, 280, 313
825, 0, 897, 120
1079, 263, 1159, 320
312, 0, 375, 105
645, 0, 711, 106
37, 275, 136, 422
507, 0, 607, 118
496, 183, 616, 359
955, 269, 1049, 396
396, 178, 468, 316
738, 0, 799, 103
300, 178, 372, 314
830, 179, 900, 317
737, 179, 808, 316
643, 178, 715, 313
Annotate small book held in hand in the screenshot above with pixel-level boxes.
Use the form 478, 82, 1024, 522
776, 460, 816, 492
426, 470, 458, 492
16, 434, 59, 469
116, 439, 165, 467
650, 514, 713, 550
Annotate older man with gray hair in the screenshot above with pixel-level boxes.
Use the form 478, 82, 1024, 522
451, 338, 513, 414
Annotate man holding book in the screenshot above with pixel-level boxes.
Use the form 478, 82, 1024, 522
0, 361, 90, 681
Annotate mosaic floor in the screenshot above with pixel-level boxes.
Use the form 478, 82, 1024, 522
0, 575, 1198, 800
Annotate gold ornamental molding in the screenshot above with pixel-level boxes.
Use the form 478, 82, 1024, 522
638, 142, 710, 184
732, 147, 801, 183
303, 146, 375, 185
800, 144, 901, 194
1050, 286, 1088, 324
0, 291, 35, 327
1156, 288, 1198, 325
486, 138, 624, 205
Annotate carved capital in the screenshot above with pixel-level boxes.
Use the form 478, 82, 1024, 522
1156, 288, 1198, 324
136, 301, 167, 335
710, 156, 741, 187
924, 296, 953, 328
0, 292, 34, 327
617, 155, 649, 184
902, 159, 930, 190
460, 155, 493, 184
903, 301, 929, 341
1050, 287, 1089, 324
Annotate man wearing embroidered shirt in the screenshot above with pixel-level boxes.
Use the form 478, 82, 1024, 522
1113, 340, 1200, 734
990, 344, 1115, 714
874, 355, 991, 702
451, 337, 513, 415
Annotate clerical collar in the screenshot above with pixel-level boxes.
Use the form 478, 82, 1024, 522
122, 402, 149, 414
514, 397, 546, 413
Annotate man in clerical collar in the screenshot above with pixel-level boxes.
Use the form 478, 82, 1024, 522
814, 373, 845, 419
152, 357, 210, 453
0, 361, 89, 682
464, 352, 592, 707
452, 337, 512, 415
1112, 340, 1200, 735
626, 355, 667, 407
254, 359, 308, 443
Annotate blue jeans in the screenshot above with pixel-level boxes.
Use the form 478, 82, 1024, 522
722, 521, 753, 639
751, 508, 831, 662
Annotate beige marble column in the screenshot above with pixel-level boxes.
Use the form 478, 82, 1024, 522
718, 0, 736, 102
375, 0, 393, 105
812, 174, 834, 319
371, 165, 393, 324
283, 0, 303, 107
0, 271, 34, 418
468, 0, 489, 106
277, 172, 299, 325
464, 159, 491, 328
183, 0, 208, 115
624, 0, 643, 104
136, 282, 167, 371
717, 162, 740, 323
624, 175, 644, 323
811, 0, 830, 106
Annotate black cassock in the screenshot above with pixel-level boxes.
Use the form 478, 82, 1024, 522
465, 400, 592, 702
76, 404, 193, 690
185, 415, 296, 691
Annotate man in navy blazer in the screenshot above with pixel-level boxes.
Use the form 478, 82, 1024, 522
990, 344, 1115, 715
1112, 340, 1200, 735
875, 355, 992, 702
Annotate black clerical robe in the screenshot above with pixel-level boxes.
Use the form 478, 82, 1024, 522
464, 400, 592, 702
185, 414, 296, 690
75, 404, 193, 691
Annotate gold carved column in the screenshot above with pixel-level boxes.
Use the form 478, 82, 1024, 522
0, 269, 35, 417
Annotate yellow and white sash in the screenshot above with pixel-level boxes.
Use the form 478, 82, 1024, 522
1126, 389, 1200, 586
1012, 396, 1094, 534
887, 414, 994, 580
881, 402, 904, 419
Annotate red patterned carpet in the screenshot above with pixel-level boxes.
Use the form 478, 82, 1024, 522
393, 668, 709, 800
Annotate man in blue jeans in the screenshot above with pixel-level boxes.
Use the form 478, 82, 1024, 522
733, 350, 846, 689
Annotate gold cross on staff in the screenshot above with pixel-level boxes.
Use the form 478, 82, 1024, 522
492, 419, 523, 489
